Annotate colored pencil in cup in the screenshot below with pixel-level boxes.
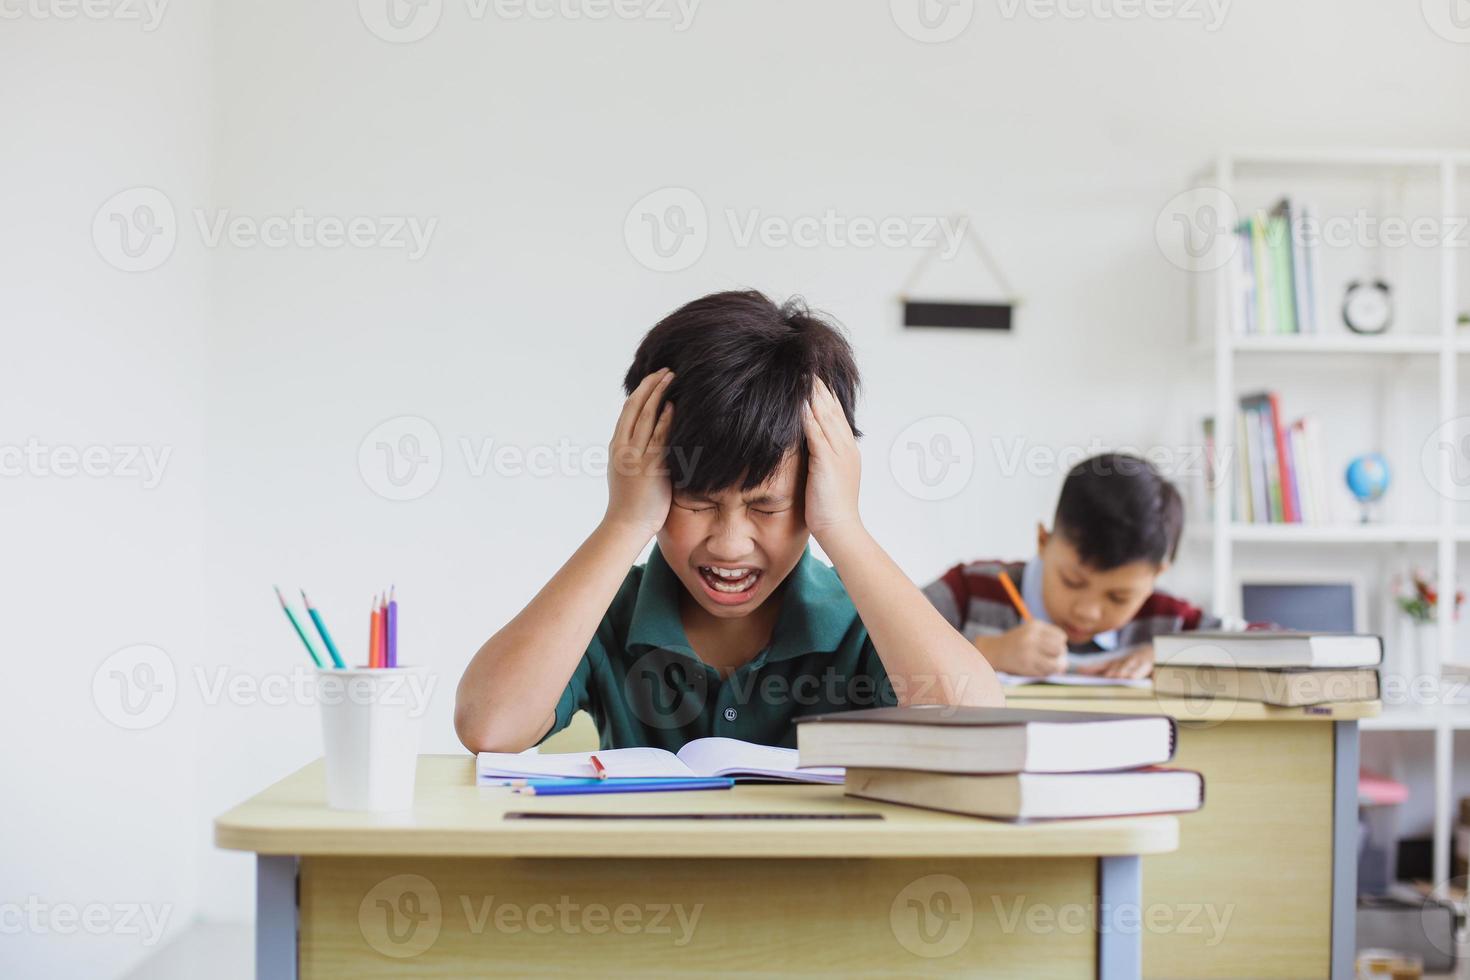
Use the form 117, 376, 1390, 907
301, 590, 347, 668
386, 585, 398, 669
374, 594, 385, 668
274, 586, 324, 668
996, 570, 1032, 622
367, 595, 381, 668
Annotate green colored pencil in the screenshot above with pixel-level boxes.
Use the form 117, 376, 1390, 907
301, 589, 347, 668
274, 586, 324, 668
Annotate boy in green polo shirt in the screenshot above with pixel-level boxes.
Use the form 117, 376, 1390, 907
456, 291, 1003, 752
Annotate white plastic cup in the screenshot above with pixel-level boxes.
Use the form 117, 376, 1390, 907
316, 666, 427, 811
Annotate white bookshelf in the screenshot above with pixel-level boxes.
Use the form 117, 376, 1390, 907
1194, 149, 1464, 885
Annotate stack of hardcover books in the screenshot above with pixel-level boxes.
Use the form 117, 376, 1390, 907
796, 706, 1204, 822
1152, 631, 1382, 707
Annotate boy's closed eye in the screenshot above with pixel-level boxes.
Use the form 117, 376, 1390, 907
672, 493, 792, 516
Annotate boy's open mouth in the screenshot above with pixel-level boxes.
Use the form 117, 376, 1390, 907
696, 565, 762, 603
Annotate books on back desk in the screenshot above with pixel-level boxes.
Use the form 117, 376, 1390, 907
1153, 664, 1379, 707
1153, 630, 1382, 707
796, 706, 1204, 822
1153, 630, 1382, 669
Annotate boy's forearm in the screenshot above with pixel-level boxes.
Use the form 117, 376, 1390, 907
820, 523, 1004, 707
455, 518, 651, 752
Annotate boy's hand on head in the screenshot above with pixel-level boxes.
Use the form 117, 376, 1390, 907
1073, 645, 1155, 680
801, 376, 862, 543
603, 368, 675, 539
978, 620, 1068, 677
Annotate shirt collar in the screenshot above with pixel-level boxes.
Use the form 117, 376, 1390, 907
626, 544, 854, 663
1021, 556, 1120, 652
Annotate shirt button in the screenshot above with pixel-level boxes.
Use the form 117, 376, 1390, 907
723, 707, 738, 722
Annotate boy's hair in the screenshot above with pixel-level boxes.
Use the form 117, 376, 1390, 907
623, 290, 861, 494
1053, 453, 1184, 569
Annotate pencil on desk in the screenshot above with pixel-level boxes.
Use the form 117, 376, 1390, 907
300, 589, 346, 668
590, 754, 608, 780
273, 586, 324, 668
996, 570, 1032, 621
517, 778, 734, 797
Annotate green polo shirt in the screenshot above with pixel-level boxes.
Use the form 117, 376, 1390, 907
541, 544, 897, 751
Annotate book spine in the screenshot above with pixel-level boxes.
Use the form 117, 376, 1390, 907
1267, 213, 1297, 334
1235, 410, 1253, 523
1234, 223, 1255, 335
1287, 201, 1313, 335
1250, 215, 1274, 334
1202, 416, 1217, 514
1265, 392, 1298, 523
1304, 205, 1325, 334
1240, 397, 1271, 522
1289, 421, 1314, 524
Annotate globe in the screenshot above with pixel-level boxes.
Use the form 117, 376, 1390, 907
1345, 453, 1391, 506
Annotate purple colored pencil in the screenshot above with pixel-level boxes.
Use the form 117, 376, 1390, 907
386, 585, 398, 668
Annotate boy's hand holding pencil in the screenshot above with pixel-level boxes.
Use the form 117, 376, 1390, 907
974, 570, 1068, 677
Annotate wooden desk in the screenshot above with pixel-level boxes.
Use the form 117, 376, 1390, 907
1007, 684, 1380, 980
217, 756, 1177, 979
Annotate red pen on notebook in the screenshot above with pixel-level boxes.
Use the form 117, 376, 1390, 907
590, 754, 608, 780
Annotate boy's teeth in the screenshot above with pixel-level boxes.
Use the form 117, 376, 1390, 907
701, 566, 759, 593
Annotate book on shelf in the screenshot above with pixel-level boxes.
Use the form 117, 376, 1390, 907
1153, 631, 1383, 670
1153, 663, 1379, 706
843, 766, 1205, 822
1231, 197, 1323, 337
1202, 391, 1332, 525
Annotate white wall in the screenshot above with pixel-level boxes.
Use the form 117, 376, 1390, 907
1, 3, 211, 978
192, 0, 1470, 921
8, 0, 1470, 964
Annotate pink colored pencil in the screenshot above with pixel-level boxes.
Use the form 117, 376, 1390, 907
368, 595, 382, 668
374, 595, 387, 667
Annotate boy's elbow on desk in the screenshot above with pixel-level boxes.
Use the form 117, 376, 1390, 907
454, 696, 548, 755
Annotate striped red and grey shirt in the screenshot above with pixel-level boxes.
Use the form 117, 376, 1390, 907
922, 557, 1218, 657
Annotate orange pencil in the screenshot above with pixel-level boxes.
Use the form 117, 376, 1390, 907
368, 595, 383, 668
996, 570, 1032, 622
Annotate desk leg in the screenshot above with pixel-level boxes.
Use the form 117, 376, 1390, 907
257, 855, 298, 980
1332, 720, 1359, 980
1097, 855, 1141, 980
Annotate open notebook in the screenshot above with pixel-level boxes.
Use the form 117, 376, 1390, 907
476, 736, 844, 785
996, 672, 1150, 690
